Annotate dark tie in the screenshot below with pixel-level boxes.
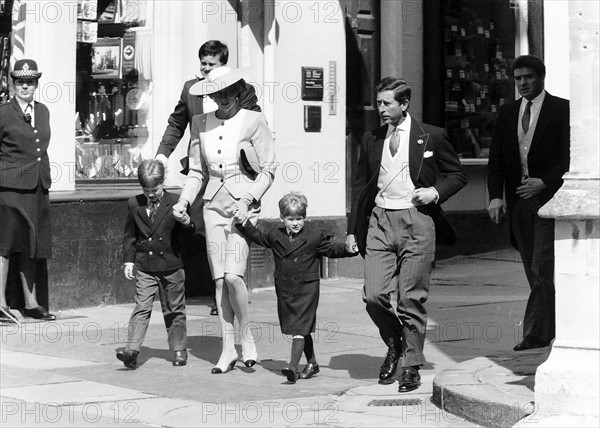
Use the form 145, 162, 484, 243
148, 201, 158, 223
522, 101, 532, 133
389, 128, 399, 157
24, 103, 32, 124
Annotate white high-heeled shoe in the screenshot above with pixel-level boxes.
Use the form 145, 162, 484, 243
242, 340, 258, 367
212, 350, 239, 374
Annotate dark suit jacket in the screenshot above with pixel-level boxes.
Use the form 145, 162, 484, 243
123, 190, 195, 273
156, 77, 260, 160
236, 221, 354, 334
0, 98, 52, 190
487, 92, 570, 211
347, 117, 467, 256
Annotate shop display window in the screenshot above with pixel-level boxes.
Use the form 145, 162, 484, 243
424, 0, 517, 160
75, 0, 151, 182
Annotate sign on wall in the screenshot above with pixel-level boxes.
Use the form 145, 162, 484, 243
301, 66, 324, 101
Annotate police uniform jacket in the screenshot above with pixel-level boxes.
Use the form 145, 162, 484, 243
236, 221, 354, 335
0, 97, 51, 190
123, 190, 195, 273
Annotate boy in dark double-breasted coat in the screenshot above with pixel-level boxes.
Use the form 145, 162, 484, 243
236, 191, 357, 383
117, 159, 195, 369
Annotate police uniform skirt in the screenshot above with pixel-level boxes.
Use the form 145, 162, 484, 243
0, 184, 51, 259
203, 186, 260, 280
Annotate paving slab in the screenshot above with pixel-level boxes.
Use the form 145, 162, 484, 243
2, 254, 554, 427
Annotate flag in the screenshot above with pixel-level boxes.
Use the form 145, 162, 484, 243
11, 0, 26, 69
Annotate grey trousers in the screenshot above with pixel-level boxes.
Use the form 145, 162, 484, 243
363, 207, 435, 368
125, 268, 187, 352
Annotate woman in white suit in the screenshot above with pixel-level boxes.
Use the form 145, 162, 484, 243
173, 67, 276, 373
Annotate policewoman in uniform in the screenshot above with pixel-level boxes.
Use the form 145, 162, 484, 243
0, 59, 55, 323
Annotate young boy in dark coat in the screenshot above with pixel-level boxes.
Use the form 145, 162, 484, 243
236, 191, 357, 383
117, 159, 195, 369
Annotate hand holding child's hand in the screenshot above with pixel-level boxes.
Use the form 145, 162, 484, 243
124, 264, 134, 280
179, 211, 191, 226
346, 234, 359, 254
233, 202, 249, 224
173, 200, 188, 221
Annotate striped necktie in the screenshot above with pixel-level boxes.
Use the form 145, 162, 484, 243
389, 127, 399, 157
522, 101, 532, 133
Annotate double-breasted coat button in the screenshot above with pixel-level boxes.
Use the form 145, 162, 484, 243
149, 251, 153, 255
218, 150, 222, 154
148, 237, 152, 241
159, 237, 163, 241
294, 257, 298, 262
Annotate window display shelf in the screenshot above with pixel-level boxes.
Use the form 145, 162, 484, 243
424, 0, 517, 160
75, 0, 151, 183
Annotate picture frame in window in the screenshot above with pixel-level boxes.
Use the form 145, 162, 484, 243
98, 0, 117, 23
91, 37, 122, 79
77, 0, 98, 21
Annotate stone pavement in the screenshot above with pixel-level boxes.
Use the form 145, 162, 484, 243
1, 252, 551, 427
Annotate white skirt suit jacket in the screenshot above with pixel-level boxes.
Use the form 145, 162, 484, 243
179, 109, 276, 278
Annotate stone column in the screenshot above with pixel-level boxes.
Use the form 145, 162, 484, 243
525, 1, 600, 425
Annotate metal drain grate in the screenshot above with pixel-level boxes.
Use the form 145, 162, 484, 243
368, 398, 422, 407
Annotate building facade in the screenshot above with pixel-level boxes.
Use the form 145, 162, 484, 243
0, 0, 571, 309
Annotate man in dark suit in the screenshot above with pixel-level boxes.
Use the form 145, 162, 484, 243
346, 78, 466, 393
155, 40, 259, 315
487, 55, 570, 352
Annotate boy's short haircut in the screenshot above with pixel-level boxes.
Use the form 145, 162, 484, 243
279, 191, 308, 218
138, 159, 165, 188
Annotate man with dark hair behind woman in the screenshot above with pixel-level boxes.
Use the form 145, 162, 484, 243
236, 191, 358, 383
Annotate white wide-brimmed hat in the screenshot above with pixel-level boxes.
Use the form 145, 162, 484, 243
190, 67, 248, 96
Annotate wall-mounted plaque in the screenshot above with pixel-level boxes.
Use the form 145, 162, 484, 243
301, 67, 324, 101
304, 105, 321, 132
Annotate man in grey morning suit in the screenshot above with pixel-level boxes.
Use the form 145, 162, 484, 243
346, 78, 466, 393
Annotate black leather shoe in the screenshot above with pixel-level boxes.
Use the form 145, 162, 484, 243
173, 350, 188, 366
281, 367, 300, 383
398, 367, 421, 393
379, 352, 399, 384
23, 306, 56, 321
513, 335, 550, 351
299, 363, 320, 379
210, 306, 218, 316
116, 350, 138, 369
0, 306, 18, 323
